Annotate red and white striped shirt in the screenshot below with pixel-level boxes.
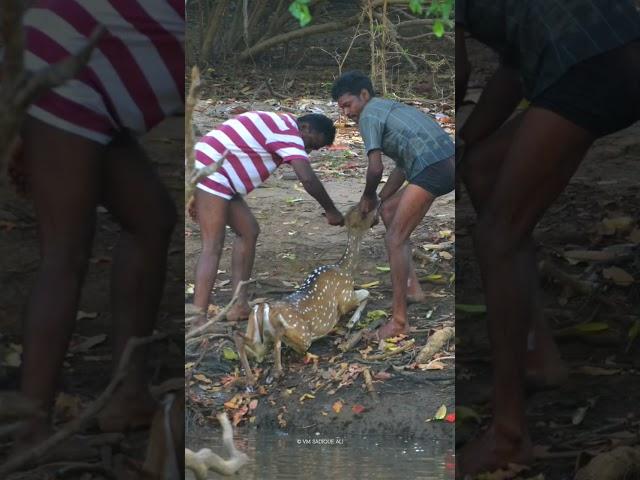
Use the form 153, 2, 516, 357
23, 0, 184, 144
194, 111, 309, 199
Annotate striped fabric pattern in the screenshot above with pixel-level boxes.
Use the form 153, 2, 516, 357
194, 111, 309, 200
24, 0, 185, 144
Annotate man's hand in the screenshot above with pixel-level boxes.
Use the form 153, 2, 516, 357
324, 208, 344, 226
359, 193, 378, 217
187, 196, 197, 221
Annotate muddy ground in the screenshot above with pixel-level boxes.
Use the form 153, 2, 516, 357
184, 70, 456, 445
0, 118, 185, 477
455, 40, 640, 479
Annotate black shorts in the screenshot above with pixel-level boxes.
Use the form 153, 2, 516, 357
532, 40, 640, 137
408, 155, 455, 197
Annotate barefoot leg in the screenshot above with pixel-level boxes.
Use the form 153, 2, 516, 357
226, 196, 259, 321
459, 107, 594, 476
18, 118, 103, 444
98, 133, 177, 432
377, 185, 435, 339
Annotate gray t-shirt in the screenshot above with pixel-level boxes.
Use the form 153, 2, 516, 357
359, 98, 454, 180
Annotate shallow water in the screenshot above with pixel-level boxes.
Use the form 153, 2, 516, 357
187, 427, 455, 480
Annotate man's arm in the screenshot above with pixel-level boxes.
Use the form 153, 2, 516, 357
378, 166, 405, 202
363, 149, 384, 197
359, 149, 384, 215
459, 64, 523, 146
289, 159, 344, 225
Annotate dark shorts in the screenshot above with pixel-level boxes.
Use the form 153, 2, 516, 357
408, 155, 455, 197
532, 40, 640, 137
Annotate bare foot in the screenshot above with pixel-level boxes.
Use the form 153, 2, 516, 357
457, 424, 533, 479
370, 319, 410, 341
97, 386, 157, 433
226, 303, 251, 322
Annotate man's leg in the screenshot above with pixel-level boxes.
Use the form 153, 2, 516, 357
226, 196, 260, 322
458, 107, 595, 476
461, 114, 568, 388
192, 190, 229, 314
379, 188, 425, 302
18, 118, 103, 442
376, 184, 435, 340
97, 134, 177, 432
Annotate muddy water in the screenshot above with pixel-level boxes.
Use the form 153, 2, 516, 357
186, 427, 455, 479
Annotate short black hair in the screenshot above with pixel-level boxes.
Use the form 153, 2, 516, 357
298, 113, 336, 145
331, 71, 375, 100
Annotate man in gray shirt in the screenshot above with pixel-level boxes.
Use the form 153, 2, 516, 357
332, 71, 454, 340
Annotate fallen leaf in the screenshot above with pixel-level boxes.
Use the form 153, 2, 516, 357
299, 393, 316, 403
277, 412, 287, 428
70, 334, 106, 353
359, 281, 380, 289
439, 251, 453, 260
555, 322, 609, 338
224, 395, 243, 409
601, 216, 634, 235
438, 229, 453, 238
433, 404, 447, 420
194, 374, 212, 384
572, 405, 589, 425
332, 401, 343, 414
351, 404, 366, 414
564, 250, 617, 263
455, 304, 486, 314
419, 360, 445, 370
222, 347, 239, 361
375, 265, 391, 273
603, 266, 634, 286
249, 399, 259, 410
232, 406, 249, 426
456, 406, 481, 424
576, 366, 621, 376
444, 413, 455, 423
366, 310, 388, 321
76, 310, 98, 321
2, 344, 22, 367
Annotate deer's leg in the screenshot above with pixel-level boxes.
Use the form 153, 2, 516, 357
346, 289, 370, 329
272, 315, 288, 378
234, 331, 257, 384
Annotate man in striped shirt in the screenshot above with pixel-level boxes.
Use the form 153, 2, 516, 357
332, 71, 455, 341
191, 112, 344, 323
11, 0, 184, 458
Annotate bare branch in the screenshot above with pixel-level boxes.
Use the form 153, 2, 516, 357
0, 335, 166, 476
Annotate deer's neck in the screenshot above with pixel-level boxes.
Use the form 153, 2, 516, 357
338, 229, 363, 273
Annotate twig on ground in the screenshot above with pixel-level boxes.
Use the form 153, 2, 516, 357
366, 339, 416, 361
362, 367, 379, 402
339, 318, 385, 352
186, 279, 255, 341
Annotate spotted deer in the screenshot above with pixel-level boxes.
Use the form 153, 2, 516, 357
234, 205, 377, 384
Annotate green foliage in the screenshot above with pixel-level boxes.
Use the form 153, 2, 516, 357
287, 0, 454, 36
289, 0, 312, 27
410, 0, 455, 38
